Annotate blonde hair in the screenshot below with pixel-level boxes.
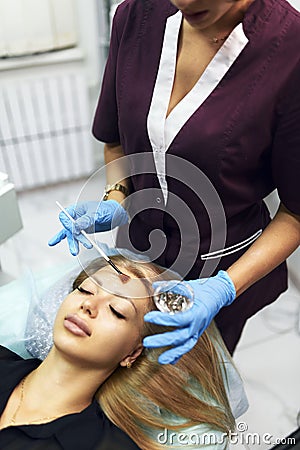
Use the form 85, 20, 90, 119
73, 256, 235, 450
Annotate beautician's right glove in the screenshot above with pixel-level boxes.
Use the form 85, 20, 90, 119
143, 271, 236, 365
48, 200, 129, 256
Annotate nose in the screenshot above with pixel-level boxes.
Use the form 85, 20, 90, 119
80, 297, 99, 318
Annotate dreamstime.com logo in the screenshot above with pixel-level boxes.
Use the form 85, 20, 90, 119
156, 422, 296, 447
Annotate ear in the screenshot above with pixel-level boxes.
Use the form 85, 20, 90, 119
119, 343, 144, 367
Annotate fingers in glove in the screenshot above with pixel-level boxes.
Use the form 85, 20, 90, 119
144, 310, 194, 327
158, 335, 198, 365
48, 229, 67, 246
75, 215, 94, 233
58, 212, 75, 232
66, 231, 80, 256
76, 233, 93, 249
143, 328, 190, 349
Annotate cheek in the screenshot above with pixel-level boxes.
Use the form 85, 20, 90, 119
52, 295, 80, 341
95, 320, 140, 347
216, 1, 235, 13
91, 321, 142, 362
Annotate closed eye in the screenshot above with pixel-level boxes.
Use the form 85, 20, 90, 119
77, 286, 92, 295
110, 305, 126, 320
77, 286, 126, 319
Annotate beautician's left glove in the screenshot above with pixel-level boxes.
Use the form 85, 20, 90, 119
143, 271, 236, 365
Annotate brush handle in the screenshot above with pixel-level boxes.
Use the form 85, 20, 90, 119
79, 230, 110, 262
79, 231, 122, 274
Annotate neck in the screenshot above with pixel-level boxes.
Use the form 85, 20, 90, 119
25, 348, 114, 414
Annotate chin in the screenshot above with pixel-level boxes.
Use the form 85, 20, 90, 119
53, 332, 84, 357
53, 338, 112, 370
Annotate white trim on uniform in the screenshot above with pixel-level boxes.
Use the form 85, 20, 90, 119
147, 10, 249, 205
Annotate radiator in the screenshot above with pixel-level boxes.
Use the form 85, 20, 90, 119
0, 73, 94, 190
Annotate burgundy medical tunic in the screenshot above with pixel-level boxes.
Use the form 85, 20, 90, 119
92, 0, 300, 352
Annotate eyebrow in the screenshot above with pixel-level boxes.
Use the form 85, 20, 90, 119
117, 296, 138, 314
90, 277, 138, 314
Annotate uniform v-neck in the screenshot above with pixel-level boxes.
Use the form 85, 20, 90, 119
147, 10, 249, 204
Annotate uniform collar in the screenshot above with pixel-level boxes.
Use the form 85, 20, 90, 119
147, 9, 249, 205
242, 0, 276, 38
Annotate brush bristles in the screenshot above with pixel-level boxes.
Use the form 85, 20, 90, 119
119, 273, 131, 283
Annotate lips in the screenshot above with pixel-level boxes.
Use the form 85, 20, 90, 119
184, 9, 208, 17
183, 10, 208, 20
64, 314, 91, 337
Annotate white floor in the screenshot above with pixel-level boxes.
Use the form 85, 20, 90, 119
1, 178, 300, 449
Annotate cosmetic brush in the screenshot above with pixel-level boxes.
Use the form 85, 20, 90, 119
55, 201, 130, 283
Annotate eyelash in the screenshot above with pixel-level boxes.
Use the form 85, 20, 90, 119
77, 286, 126, 319
109, 306, 126, 320
77, 286, 91, 295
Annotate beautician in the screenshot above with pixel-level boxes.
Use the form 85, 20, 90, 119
49, 0, 300, 364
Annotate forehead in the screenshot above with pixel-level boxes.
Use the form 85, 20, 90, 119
86, 266, 151, 303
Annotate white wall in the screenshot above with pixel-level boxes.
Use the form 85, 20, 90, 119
0, 0, 78, 57
0, 0, 104, 88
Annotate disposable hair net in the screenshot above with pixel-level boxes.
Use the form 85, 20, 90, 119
25, 265, 82, 360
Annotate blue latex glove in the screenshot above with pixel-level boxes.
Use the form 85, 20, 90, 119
143, 270, 236, 365
48, 200, 129, 256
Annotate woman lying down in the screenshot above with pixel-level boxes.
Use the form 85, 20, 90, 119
0, 256, 248, 449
